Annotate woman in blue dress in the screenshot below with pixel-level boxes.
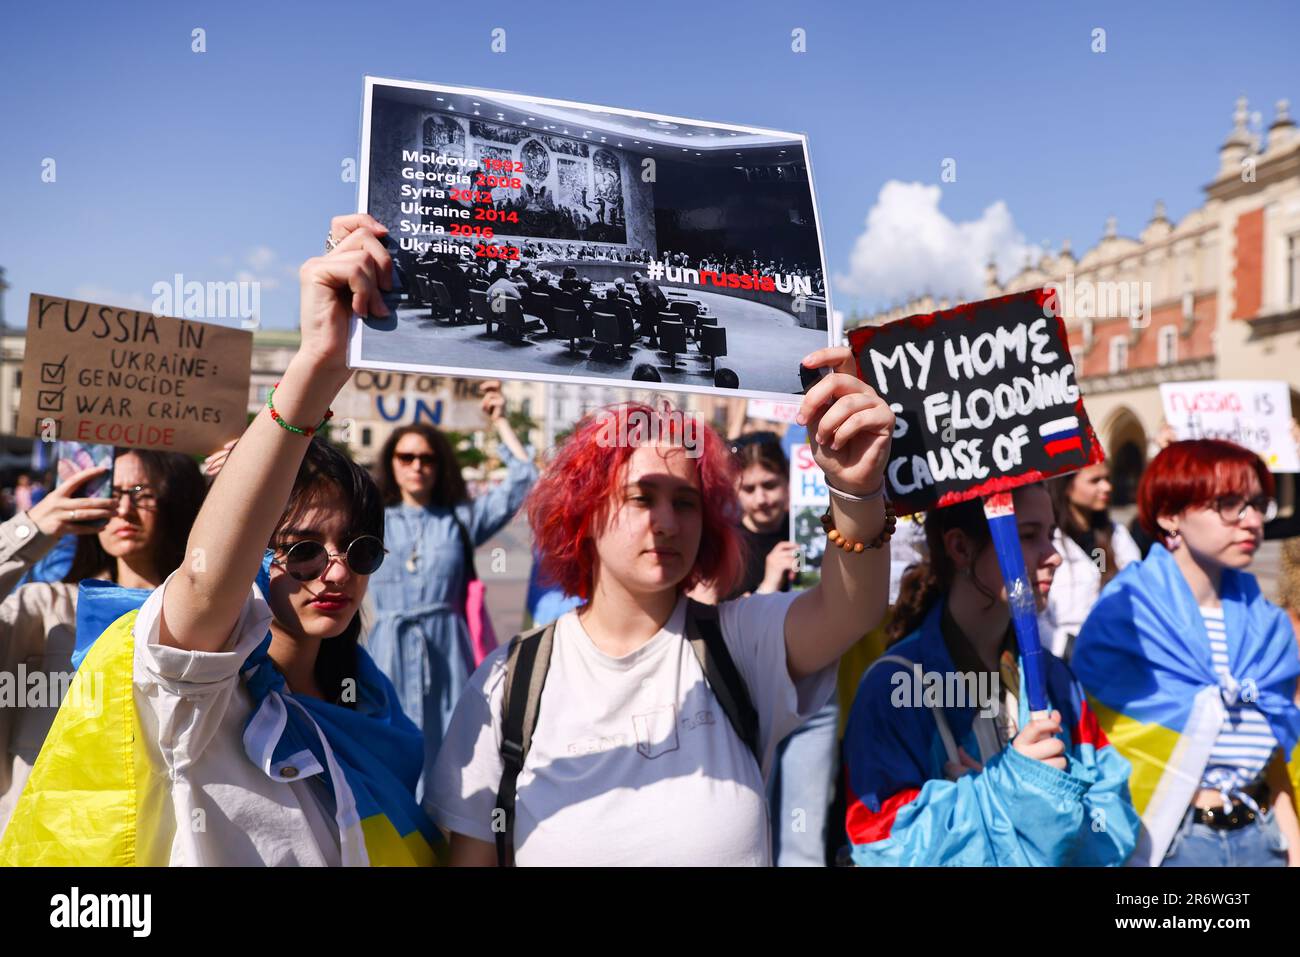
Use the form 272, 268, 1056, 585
367, 384, 538, 810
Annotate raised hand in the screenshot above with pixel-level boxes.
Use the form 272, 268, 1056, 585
760, 540, 801, 592
797, 347, 894, 496
297, 214, 392, 375
202, 439, 238, 480
27, 467, 117, 535
480, 380, 506, 421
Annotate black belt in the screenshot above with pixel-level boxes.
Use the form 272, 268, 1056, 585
1191, 778, 1270, 831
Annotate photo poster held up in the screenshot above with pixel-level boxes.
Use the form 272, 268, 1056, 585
348, 77, 835, 402
789, 442, 828, 587
846, 288, 1105, 713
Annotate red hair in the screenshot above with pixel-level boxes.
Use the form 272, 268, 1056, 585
527, 402, 744, 601
1137, 439, 1275, 544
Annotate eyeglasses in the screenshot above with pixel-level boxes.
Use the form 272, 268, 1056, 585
111, 484, 158, 511
270, 535, 387, 581
394, 452, 437, 468
1211, 494, 1278, 525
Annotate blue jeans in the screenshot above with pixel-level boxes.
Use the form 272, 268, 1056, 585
1161, 805, 1289, 867
768, 697, 839, 867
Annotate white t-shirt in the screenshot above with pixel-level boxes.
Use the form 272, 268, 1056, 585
430, 590, 833, 866
1039, 523, 1142, 658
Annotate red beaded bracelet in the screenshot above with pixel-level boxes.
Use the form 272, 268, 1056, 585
820, 499, 897, 552
267, 382, 333, 437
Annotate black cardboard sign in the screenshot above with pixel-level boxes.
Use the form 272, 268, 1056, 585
846, 288, 1103, 516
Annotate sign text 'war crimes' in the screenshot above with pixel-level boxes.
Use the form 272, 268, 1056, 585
847, 289, 1102, 515
19, 295, 253, 454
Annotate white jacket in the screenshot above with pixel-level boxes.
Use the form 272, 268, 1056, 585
1039, 522, 1141, 660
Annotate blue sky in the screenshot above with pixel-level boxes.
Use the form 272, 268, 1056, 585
1, 0, 1295, 329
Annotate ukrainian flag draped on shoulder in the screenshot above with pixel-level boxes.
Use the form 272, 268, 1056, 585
1072, 542, 1300, 866
0, 555, 438, 866
843, 601, 1140, 866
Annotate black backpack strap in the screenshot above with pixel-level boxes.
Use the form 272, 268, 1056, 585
493, 620, 556, 867
685, 599, 761, 767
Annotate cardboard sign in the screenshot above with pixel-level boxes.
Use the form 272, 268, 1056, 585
789, 442, 829, 575
746, 398, 801, 425
846, 289, 1102, 516
349, 77, 834, 402
18, 294, 253, 455
335, 371, 486, 432
1160, 380, 1299, 473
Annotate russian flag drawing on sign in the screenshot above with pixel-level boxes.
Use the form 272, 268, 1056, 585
1040, 415, 1082, 456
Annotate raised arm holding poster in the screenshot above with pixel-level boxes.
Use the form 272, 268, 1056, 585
847, 289, 1104, 714
17, 294, 253, 455
348, 77, 834, 401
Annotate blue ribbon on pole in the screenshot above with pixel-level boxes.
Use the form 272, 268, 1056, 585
982, 492, 1049, 714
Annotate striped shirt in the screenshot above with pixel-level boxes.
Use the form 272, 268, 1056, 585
1198, 606, 1276, 795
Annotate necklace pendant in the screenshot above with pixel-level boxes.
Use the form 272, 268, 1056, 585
405, 554, 419, 574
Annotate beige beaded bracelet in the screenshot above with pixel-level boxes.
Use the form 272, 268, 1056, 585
820, 499, 897, 552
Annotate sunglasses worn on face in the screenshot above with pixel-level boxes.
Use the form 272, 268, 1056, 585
271, 535, 387, 581
1211, 495, 1278, 525
394, 452, 436, 467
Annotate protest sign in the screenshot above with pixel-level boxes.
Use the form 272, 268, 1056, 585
17, 294, 252, 455
335, 371, 486, 432
789, 442, 829, 581
1160, 380, 1298, 473
746, 398, 801, 425
349, 77, 833, 402
846, 288, 1102, 516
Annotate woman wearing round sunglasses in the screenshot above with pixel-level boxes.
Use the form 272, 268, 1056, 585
368, 392, 536, 812
0, 450, 205, 837
37, 214, 437, 865
1074, 439, 1300, 867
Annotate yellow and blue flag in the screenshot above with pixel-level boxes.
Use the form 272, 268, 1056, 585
1073, 543, 1300, 865
1, 555, 438, 866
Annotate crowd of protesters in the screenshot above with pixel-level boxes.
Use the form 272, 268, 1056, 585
0, 211, 1297, 867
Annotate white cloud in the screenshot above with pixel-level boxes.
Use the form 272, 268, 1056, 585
235, 269, 278, 290
834, 181, 1039, 308
245, 246, 277, 272
232, 246, 288, 291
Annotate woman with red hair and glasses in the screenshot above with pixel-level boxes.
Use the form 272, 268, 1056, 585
1074, 439, 1300, 866
430, 348, 895, 865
